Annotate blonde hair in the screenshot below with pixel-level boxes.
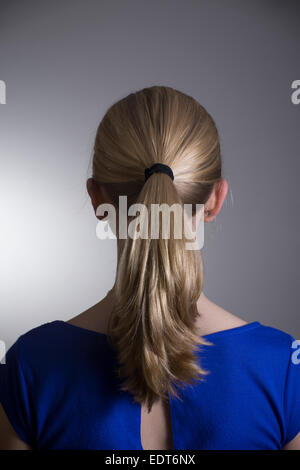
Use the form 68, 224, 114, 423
92, 86, 222, 413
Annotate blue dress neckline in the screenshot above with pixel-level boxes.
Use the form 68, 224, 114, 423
55, 319, 261, 340
52, 319, 262, 450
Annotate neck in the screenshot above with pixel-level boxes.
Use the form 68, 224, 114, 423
97, 240, 212, 332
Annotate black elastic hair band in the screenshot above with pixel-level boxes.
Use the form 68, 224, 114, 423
144, 163, 174, 182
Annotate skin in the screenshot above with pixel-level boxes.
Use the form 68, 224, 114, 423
1, 177, 299, 450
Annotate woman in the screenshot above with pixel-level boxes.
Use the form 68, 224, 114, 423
0, 86, 299, 450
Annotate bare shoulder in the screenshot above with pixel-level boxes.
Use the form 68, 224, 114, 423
195, 294, 248, 336
66, 301, 109, 334
65, 292, 249, 338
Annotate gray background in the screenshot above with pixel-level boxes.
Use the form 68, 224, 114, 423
0, 0, 299, 349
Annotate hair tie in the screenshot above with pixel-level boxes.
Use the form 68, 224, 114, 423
144, 163, 174, 182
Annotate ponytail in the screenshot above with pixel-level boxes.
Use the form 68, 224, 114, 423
92, 85, 221, 413
106, 172, 211, 413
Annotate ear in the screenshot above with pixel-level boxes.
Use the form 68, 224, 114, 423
86, 178, 112, 220
204, 178, 228, 222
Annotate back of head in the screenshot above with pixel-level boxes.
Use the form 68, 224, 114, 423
92, 85, 222, 413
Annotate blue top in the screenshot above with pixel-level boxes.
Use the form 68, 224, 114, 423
0, 320, 300, 450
